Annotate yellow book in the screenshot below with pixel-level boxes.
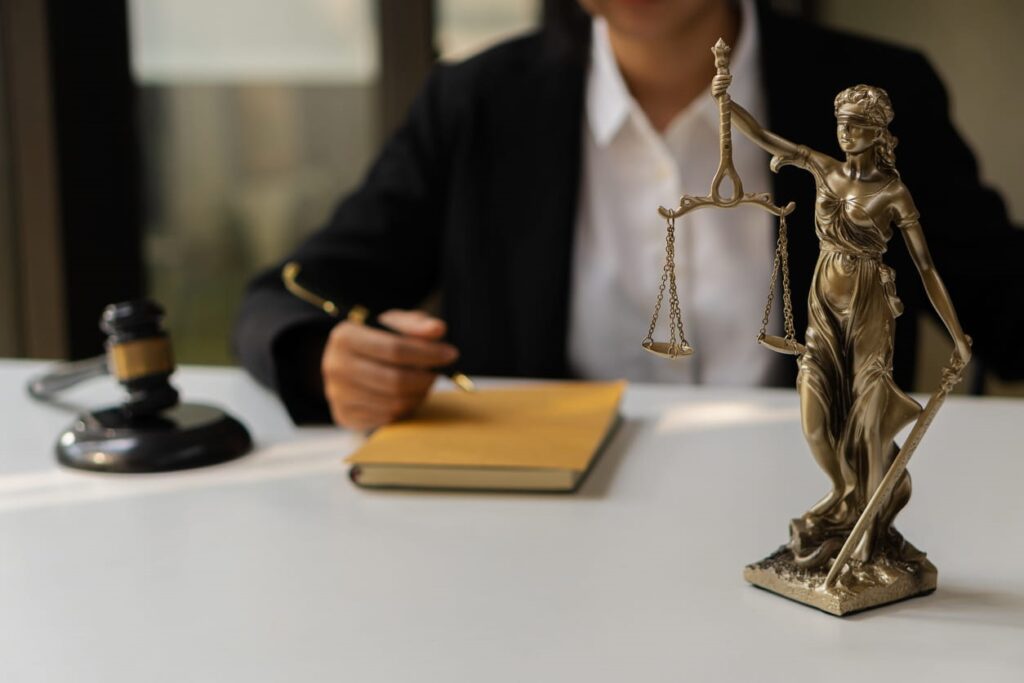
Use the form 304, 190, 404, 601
346, 380, 626, 492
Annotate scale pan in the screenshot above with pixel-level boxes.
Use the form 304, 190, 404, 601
757, 334, 807, 356
642, 339, 694, 359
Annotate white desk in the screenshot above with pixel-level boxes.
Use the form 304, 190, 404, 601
1, 359, 1022, 682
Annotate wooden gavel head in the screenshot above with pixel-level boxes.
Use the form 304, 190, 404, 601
100, 299, 179, 417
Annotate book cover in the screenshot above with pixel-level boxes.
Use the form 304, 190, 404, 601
345, 380, 626, 492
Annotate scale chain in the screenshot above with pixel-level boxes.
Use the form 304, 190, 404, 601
666, 219, 687, 352
758, 214, 798, 343
779, 214, 798, 341
645, 221, 671, 345
759, 221, 782, 340
644, 217, 689, 356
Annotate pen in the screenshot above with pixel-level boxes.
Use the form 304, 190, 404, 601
281, 262, 476, 392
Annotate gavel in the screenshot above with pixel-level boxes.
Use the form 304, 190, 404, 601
28, 299, 251, 473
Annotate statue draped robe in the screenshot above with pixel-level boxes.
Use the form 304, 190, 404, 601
790, 166, 924, 568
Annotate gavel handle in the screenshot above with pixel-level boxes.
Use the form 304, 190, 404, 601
26, 355, 109, 403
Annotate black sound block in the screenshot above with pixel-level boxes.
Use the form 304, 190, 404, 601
57, 403, 251, 473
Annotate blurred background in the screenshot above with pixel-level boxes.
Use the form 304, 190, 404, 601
0, 0, 1020, 394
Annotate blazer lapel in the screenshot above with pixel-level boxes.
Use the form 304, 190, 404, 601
483, 50, 586, 377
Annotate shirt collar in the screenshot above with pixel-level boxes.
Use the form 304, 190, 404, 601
586, 16, 632, 147
586, 0, 762, 146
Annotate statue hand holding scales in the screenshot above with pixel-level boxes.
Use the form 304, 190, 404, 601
647, 40, 971, 615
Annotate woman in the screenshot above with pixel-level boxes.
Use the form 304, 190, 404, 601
717, 76, 972, 568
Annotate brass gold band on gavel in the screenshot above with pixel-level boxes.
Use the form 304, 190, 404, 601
107, 337, 174, 382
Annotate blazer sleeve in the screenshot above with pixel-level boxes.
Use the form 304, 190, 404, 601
233, 66, 456, 423
897, 53, 1024, 381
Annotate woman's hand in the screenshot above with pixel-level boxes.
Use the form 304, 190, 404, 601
712, 74, 732, 99
320, 310, 459, 431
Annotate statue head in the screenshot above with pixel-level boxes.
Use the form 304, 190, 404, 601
834, 85, 898, 174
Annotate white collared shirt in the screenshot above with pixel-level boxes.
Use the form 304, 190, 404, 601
568, 1, 783, 385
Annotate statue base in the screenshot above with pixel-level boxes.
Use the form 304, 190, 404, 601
743, 546, 937, 616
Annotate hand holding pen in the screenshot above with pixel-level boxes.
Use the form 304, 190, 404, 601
282, 263, 475, 431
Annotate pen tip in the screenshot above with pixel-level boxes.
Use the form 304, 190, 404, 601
452, 373, 477, 392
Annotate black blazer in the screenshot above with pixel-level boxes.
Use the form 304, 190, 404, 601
235, 7, 1024, 423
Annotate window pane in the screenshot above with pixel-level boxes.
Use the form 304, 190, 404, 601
436, 0, 541, 61
128, 0, 377, 82
128, 0, 379, 364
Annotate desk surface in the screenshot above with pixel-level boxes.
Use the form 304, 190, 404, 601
1, 359, 1022, 682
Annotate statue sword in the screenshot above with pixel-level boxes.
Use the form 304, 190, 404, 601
823, 346, 970, 590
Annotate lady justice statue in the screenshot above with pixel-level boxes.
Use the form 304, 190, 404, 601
646, 40, 971, 615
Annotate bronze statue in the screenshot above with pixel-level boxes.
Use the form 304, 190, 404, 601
646, 40, 971, 615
